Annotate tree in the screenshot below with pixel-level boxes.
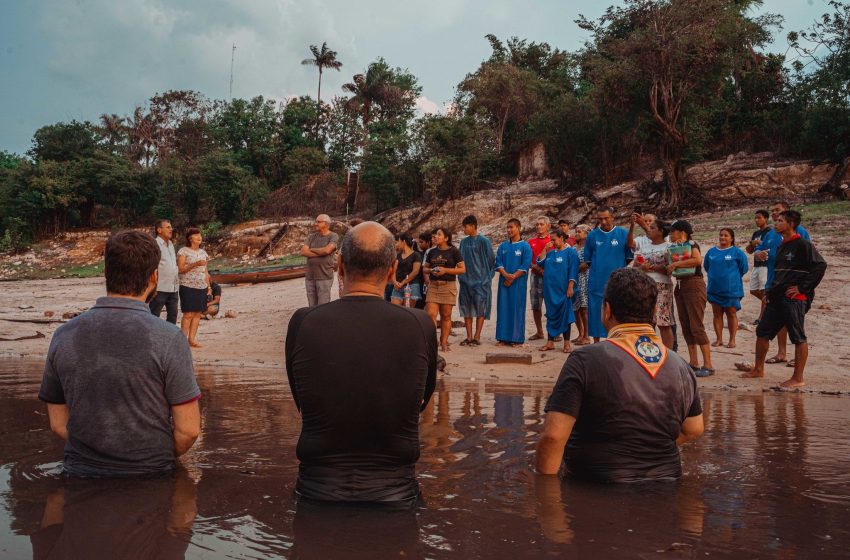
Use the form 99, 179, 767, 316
788, 1, 850, 195
578, 0, 780, 207
341, 59, 419, 209
99, 113, 127, 153
29, 121, 100, 162
301, 42, 343, 136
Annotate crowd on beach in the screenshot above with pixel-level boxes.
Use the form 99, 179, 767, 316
33, 198, 827, 514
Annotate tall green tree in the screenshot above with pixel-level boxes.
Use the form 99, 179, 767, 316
301, 42, 343, 136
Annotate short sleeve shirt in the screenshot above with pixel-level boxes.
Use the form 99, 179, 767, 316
396, 251, 423, 285
305, 231, 339, 280
426, 246, 464, 282
528, 236, 551, 275
544, 341, 701, 482
751, 227, 771, 267
38, 297, 200, 476
177, 247, 209, 289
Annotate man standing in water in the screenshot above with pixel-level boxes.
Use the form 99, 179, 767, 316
584, 207, 633, 341
39, 231, 201, 476
495, 219, 533, 346
528, 217, 552, 341
149, 219, 180, 324
458, 215, 496, 346
740, 210, 826, 388
286, 222, 437, 505
301, 214, 339, 307
536, 268, 704, 481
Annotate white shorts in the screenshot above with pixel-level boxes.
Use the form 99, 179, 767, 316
749, 266, 768, 291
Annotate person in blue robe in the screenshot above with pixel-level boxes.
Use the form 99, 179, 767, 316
704, 228, 749, 349
584, 208, 633, 340
495, 219, 533, 345
537, 229, 579, 352
458, 215, 496, 346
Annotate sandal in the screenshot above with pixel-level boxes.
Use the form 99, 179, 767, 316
765, 357, 787, 364
528, 333, 545, 341
459, 339, 472, 346
470, 339, 481, 346
786, 360, 796, 368
694, 367, 715, 378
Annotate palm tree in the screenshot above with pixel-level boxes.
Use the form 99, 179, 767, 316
99, 113, 126, 151
341, 65, 405, 209
301, 42, 342, 135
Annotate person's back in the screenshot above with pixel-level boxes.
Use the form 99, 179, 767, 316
536, 267, 703, 482
286, 222, 437, 505
549, 340, 699, 481
39, 231, 201, 477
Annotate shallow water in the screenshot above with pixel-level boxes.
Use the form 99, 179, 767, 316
1, 362, 849, 559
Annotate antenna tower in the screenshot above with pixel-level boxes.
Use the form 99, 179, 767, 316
229, 43, 237, 99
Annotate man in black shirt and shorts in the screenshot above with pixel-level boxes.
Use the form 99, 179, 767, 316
536, 267, 704, 482
285, 221, 438, 506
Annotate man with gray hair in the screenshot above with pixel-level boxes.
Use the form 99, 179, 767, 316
300, 214, 339, 306
149, 219, 180, 324
285, 221, 438, 506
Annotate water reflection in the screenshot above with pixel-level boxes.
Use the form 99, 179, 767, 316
0, 363, 848, 559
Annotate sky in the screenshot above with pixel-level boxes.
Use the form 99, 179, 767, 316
0, 0, 828, 155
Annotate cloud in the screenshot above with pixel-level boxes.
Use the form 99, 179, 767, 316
415, 96, 441, 116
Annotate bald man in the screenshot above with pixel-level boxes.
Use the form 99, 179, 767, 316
286, 222, 437, 506
301, 214, 339, 306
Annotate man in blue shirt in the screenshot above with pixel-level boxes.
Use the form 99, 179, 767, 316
584, 207, 633, 341
753, 201, 811, 365
458, 215, 496, 346
495, 219, 533, 346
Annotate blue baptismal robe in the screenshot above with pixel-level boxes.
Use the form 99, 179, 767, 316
585, 226, 632, 338
458, 234, 496, 319
538, 246, 579, 338
495, 240, 533, 343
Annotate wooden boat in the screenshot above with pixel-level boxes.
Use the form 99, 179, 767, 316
210, 264, 306, 285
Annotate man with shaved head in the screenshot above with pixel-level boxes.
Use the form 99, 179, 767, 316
286, 221, 438, 506
300, 213, 339, 307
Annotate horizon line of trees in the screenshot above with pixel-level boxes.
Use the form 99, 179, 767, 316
1, 0, 848, 251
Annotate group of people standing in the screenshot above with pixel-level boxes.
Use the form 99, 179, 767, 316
297, 200, 827, 388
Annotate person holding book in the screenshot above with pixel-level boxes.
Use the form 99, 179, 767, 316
667, 220, 714, 377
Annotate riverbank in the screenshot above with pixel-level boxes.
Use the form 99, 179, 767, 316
1, 203, 848, 395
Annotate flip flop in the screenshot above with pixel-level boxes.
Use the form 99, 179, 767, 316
459, 339, 472, 346
694, 367, 715, 378
765, 357, 787, 364
528, 333, 545, 341
786, 360, 796, 368
470, 339, 481, 346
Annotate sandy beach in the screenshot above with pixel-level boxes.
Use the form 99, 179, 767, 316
2, 216, 848, 395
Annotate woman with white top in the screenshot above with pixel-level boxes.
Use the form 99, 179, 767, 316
631, 219, 675, 349
177, 227, 211, 348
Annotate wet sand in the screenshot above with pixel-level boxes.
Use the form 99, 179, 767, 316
1, 250, 848, 395
1, 362, 848, 558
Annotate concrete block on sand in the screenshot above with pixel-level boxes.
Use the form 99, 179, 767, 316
485, 353, 532, 365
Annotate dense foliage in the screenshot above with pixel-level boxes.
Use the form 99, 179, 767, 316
1, 0, 848, 248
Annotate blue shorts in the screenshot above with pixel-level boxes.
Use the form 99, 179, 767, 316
391, 283, 422, 302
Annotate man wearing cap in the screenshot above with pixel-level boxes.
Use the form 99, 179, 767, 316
301, 214, 339, 307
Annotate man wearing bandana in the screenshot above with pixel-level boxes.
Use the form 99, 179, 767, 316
535, 267, 704, 482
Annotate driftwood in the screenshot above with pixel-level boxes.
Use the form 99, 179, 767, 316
257, 223, 289, 259
0, 316, 65, 324
225, 223, 285, 239
0, 331, 45, 341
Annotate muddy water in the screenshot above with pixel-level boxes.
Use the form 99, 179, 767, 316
1, 362, 849, 559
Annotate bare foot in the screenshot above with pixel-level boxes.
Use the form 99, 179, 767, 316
779, 379, 805, 389
563, 343, 572, 353
189, 341, 203, 348
711, 340, 723, 347
726, 341, 736, 349
739, 369, 764, 379
575, 338, 592, 346
497, 341, 513, 347
441, 344, 451, 352
540, 342, 555, 351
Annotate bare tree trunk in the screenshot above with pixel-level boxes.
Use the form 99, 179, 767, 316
315, 68, 323, 139
819, 155, 850, 196
661, 142, 681, 209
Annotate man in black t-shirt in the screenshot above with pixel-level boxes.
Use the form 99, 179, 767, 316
285, 222, 437, 506
536, 268, 704, 482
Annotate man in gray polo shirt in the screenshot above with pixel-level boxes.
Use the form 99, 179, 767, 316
536, 267, 704, 482
39, 230, 202, 477
300, 213, 339, 307
149, 219, 180, 324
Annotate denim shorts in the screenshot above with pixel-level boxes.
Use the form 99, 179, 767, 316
391, 283, 423, 302
530, 274, 544, 311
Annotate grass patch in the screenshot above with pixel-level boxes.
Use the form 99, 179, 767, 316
1, 261, 105, 281
208, 254, 307, 272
